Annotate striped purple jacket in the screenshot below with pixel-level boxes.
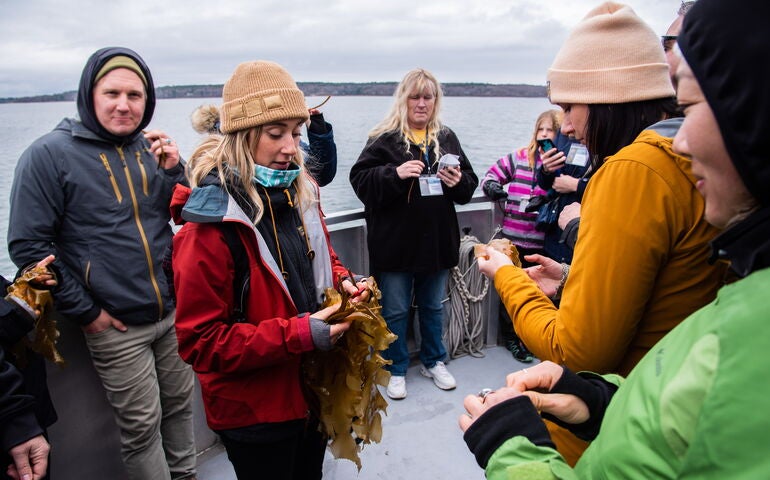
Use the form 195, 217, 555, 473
481, 147, 547, 250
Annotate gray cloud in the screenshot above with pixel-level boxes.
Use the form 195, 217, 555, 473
0, 0, 676, 97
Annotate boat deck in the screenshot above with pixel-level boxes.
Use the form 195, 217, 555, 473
197, 346, 533, 480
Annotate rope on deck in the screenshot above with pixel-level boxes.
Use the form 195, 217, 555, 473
445, 234, 489, 359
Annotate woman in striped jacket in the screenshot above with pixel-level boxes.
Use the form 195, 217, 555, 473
481, 110, 562, 261
480, 110, 562, 363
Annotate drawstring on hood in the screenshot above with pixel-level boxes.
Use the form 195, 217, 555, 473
76, 46, 156, 144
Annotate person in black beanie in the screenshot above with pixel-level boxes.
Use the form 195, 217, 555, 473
459, 0, 770, 477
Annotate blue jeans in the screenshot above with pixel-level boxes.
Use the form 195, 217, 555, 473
376, 270, 449, 376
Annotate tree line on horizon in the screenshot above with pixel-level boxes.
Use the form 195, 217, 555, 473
0, 82, 546, 104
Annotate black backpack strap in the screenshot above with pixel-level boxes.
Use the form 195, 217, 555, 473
220, 223, 250, 323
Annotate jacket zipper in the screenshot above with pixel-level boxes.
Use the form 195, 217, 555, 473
116, 146, 164, 319
99, 153, 123, 202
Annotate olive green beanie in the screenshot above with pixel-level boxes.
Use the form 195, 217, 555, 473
94, 55, 148, 87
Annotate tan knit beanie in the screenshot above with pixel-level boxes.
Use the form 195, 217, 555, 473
220, 61, 309, 134
547, 2, 674, 104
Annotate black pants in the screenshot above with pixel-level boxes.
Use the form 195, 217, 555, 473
219, 418, 327, 480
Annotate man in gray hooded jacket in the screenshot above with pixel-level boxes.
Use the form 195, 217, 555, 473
7, 47, 196, 480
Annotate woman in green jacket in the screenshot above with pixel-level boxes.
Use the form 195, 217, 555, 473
460, 0, 770, 478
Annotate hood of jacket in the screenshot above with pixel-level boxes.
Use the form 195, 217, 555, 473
679, 0, 770, 207
712, 206, 770, 278
76, 46, 156, 145
170, 172, 256, 227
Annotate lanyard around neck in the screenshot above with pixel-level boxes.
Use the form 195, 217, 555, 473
411, 128, 430, 169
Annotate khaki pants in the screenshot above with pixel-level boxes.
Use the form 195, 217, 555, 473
84, 311, 196, 480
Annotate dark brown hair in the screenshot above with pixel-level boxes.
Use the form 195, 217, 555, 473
585, 97, 679, 169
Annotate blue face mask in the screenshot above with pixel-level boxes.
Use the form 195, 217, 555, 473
253, 163, 301, 188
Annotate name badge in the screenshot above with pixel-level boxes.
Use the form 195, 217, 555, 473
566, 143, 589, 167
518, 195, 530, 213
419, 175, 444, 196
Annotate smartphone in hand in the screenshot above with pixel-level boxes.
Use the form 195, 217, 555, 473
537, 138, 557, 152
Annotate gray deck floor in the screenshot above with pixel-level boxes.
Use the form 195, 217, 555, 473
197, 346, 533, 479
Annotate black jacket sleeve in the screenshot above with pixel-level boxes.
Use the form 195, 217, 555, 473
463, 396, 555, 469
575, 176, 589, 201
0, 277, 36, 348
305, 113, 337, 187
349, 134, 415, 208
559, 218, 580, 251
0, 345, 43, 452
536, 164, 556, 191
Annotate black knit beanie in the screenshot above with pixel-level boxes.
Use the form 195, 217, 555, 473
678, 0, 770, 207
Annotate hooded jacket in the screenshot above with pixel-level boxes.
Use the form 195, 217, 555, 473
7, 47, 185, 325
170, 178, 351, 430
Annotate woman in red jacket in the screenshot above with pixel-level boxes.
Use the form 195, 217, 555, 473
171, 61, 366, 480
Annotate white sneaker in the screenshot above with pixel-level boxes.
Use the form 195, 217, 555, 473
386, 375, 407, 399
420, 361, 456, 390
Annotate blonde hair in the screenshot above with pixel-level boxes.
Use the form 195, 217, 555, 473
527, 110, 562, 168
369, 68, 445, 161
187, 125, 315, 224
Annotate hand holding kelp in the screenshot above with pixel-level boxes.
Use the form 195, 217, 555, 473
303, 276, 397, 470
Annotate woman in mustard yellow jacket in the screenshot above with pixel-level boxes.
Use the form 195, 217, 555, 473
476, 2, 725, 465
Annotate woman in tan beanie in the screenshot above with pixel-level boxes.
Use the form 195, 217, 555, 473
169, 60, 368, 479
474, 1, 725, 465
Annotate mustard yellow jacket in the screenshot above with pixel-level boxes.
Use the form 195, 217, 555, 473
497, 124, 724, 375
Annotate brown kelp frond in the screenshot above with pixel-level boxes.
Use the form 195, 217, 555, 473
302, 276, 396, 470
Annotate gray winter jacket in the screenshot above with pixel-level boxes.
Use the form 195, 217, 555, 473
8, 118, 186, 325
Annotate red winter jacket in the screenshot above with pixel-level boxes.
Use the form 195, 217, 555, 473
170, 183, 349, 430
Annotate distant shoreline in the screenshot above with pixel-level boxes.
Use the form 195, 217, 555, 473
0, 82, 546, 104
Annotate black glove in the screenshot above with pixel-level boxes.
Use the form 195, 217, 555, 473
308, 113, 328, 134
540, 367, 619, 441
482, 181, 507, 200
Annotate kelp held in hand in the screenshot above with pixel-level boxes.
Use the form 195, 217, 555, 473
473, 238, 522, 267
302, 276, 396, 470
7, 263, 65, 367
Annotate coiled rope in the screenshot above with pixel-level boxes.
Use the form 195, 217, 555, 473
445, 234, 490, 359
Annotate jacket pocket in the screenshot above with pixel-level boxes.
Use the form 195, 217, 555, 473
99, 153, 123, 202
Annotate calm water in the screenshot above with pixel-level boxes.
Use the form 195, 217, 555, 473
0, 96, 552, 277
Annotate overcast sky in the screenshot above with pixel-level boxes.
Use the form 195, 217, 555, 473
0, 0, 679, 98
